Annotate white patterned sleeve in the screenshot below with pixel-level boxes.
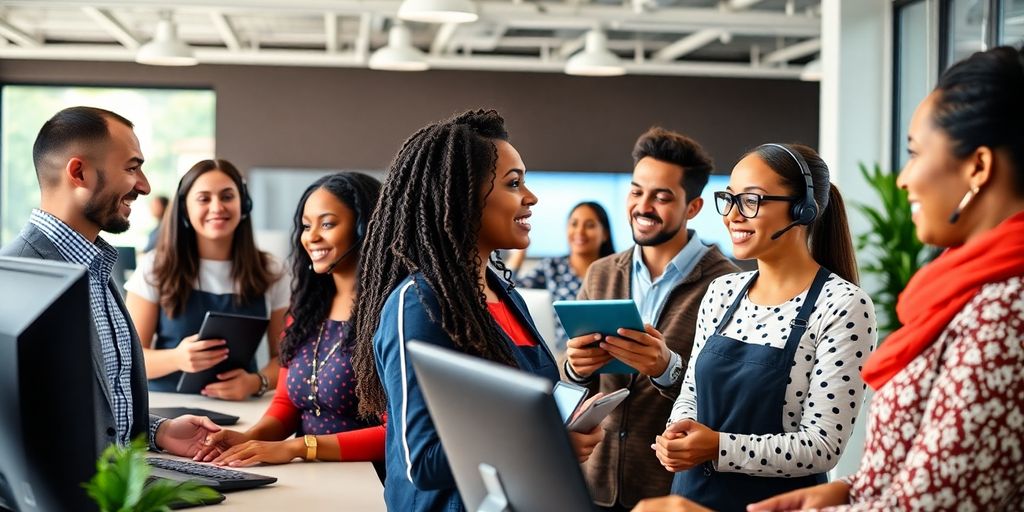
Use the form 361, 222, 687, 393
717, 284, 877, 476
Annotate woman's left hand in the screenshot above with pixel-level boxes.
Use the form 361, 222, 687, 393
211, 438, 306, 467
652, 419, 719, 472
201, 369, 259, 401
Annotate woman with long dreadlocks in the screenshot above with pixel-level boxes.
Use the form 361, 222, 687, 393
352, 109, 605, 511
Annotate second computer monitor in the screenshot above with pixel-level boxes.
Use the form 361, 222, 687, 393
406, 341, 594, 512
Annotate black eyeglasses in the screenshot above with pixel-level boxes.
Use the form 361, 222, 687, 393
713, 191, 799, 219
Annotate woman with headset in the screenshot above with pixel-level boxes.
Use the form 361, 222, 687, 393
193, 172, 386, 466
652, 144, 877, 510
126, 159, 290, 400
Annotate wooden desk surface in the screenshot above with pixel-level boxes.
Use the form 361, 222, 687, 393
150, 392, 386, 511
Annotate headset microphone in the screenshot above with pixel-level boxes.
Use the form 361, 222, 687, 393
318, 239, 362, 275
770, 221, 802, 240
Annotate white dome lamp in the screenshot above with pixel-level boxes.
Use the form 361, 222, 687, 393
565, 29, 626, 77
136, 14, 197, 66
397, 0, 478, 24
369, 23, 430, 71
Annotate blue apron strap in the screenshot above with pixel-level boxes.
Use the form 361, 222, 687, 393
713, 272, 759, 336
780, 267, 830, 363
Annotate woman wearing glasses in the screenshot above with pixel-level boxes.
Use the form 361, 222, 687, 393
652, 143, 877, 511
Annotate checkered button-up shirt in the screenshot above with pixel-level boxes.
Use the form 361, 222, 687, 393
29, 209, 135, 444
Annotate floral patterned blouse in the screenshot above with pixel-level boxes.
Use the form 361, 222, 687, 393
827, 276, 1024, 510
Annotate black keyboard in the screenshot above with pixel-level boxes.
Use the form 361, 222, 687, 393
147, 457, 277, 492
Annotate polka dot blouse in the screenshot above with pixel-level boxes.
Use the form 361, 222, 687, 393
829, 276, 1024, 510
669, 271, 878, 477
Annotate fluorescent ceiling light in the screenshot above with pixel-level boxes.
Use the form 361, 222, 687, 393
369, 23, 429, 71
397, 0, 478, 24
136, 18, 197, 66
565, 29, 626, 77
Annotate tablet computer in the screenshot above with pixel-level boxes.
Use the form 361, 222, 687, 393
175, 311, 269, 394
149, 407, 240, 426
552, 299, 643, 374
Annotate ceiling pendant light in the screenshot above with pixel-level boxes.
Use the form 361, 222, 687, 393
397, 0, 478, 24
136, 14, 197, 66
565, 29, 625, 77
369, 23, 430, 71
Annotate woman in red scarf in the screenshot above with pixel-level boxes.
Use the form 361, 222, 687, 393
744, 45, 1024, 512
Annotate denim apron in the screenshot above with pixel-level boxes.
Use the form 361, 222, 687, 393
670, 267, 830, 511
149, 290, 265, 392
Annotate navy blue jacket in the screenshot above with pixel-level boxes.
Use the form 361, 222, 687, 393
374, 270, 559, 511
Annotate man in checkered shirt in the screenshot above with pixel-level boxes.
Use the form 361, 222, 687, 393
0, 106, 220, 455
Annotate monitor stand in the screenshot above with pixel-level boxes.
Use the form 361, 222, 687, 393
476, 463, 511, 512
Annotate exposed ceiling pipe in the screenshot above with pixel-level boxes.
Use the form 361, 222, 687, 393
0, 18, 40, 47
323, 12, 338, 52
651, 28, 721, 62
430, 22, 458, 55
762, 37, 820, 65
210, 11, 242, 51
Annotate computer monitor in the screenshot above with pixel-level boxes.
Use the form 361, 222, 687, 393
0, 257, 98, 512
406, 341, 594, 512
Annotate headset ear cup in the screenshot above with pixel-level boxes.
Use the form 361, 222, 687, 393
797, 204, 817, 225
239, 182, 253, 219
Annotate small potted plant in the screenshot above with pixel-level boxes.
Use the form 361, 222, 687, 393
84, 437, 220, 512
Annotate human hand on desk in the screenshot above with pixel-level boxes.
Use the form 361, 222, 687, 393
156, 415, 222, 458
174, 333, 228, 373
201, 369, 260, 400
566, 333, 612, 377
745, 481, 851, 511
211, 438, 307, 467
601, 324, 670, 377
192, 429, 249, 462
652, 419, 719, 472
631, 495, 714, 512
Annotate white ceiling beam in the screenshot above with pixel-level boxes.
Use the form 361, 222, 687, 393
727, 0, 766, 10
210, 11, 242, 51
0, 18, 40, 47
557, 33, 586, 59
324, 13, 338, 53
651, 29, 721, 62
354, 13, 371, 62
0, 43, 806, 79
81, 7, 139, 49
430, 23, 459, 56
763, 37, 821, 65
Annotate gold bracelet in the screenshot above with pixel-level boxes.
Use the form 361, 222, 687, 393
304, 434, 317, 461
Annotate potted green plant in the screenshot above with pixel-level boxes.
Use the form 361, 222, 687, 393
853, 163, 934, 334
84, 437, 220, 512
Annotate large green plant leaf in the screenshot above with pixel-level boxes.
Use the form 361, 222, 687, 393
853, 163, 931, 335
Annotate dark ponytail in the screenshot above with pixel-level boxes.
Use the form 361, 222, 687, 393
751, 143, 859, 285
810, 182, 859, 285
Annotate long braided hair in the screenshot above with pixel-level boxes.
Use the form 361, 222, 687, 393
352, 109, 520, 419
280, 172, 381, 365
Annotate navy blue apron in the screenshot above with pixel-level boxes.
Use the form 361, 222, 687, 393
670, 267, 830, 511
149, 290, 266, 392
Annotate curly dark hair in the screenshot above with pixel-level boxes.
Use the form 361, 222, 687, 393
352, 109, 520, 419
279, 172, 381, 365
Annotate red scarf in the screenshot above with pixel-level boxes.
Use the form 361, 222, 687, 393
862, 211, 1024, 389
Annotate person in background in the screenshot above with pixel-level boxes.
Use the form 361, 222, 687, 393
654, 143, 875, 511
143, 194, 168, 253
193, 172, 385, 467
748, 45, 1024, 512
505, 201, 615, 351
351, 109, 605, 512
0, 106, 219, 454
564, 127, 737, 511
125, 159, 289, 400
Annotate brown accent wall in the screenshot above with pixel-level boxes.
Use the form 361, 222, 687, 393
0, 60, 818, 174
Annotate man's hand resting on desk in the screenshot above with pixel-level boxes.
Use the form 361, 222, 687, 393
210, 438, 307, 467
156, 415, 221, 457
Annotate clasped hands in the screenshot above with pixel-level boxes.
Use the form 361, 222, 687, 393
652, 419, 719, 473
566, 324, 670, 378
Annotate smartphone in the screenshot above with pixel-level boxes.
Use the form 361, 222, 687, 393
567, 388, 630, 433
552, 381, 589, 424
